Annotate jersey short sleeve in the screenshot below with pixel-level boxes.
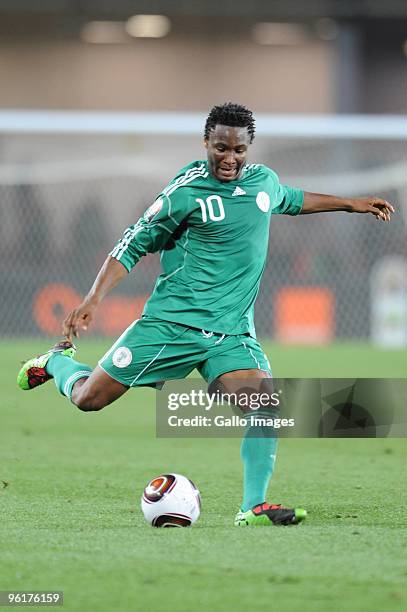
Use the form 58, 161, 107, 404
110, 188, 191, 272
267, 167, 304, 216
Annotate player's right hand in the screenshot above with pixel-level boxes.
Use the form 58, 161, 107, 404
62, 299, 98, 341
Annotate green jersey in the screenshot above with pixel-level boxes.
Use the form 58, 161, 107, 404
110, 160, 304, 337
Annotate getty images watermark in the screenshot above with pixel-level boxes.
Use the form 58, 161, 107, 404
166, 388, 295, 430
156, 378, 407, 438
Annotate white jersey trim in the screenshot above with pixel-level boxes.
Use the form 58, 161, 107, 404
163, 163, 208, 197
131, 344, 167, 386
241, 340, 261, 370
110, 223, 143, 260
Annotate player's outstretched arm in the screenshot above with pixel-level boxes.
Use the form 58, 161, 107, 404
301, 192, 394, 221
62, 256, 128, 341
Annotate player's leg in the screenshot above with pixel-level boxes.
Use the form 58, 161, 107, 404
45, 352, 128, 410
17, 318, 200, 412
17, 339, 129, 410
202, 335, 306, 526
17, 317, 188, 410
215, 368, 306, 526
216, 368, 278, 511
69, 366, 128, 411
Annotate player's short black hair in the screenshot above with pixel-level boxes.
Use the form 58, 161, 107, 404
204, 103, 256, 143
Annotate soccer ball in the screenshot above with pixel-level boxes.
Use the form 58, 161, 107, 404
141, 473, 201, 527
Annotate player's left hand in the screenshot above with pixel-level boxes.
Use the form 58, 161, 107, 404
349, 197, 395, 221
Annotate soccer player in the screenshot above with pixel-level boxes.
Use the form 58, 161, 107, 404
17, 103, 394, 527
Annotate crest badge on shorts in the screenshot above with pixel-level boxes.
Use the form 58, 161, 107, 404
256, 191, 270, 212
144, 197, 163, 223
112, 346, 133, 368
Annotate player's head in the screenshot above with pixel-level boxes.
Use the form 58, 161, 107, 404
204, 103, 255, 182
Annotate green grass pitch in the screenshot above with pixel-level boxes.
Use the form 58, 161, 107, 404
1, 340, 407, 612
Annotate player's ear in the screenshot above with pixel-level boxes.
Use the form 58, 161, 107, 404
203, 139, 208, 149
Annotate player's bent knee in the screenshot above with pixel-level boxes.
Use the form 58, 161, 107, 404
76, 400, 105, 412
70, 366, 128, 411
72, 388, 107, 412
75, 398, 106, 412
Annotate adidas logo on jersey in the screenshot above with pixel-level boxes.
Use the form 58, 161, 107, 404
232, 186, 246, 197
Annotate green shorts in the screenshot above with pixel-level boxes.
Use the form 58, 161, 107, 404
98, 316, 271, 388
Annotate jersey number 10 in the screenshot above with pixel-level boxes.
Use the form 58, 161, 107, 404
196, 196, 225, 223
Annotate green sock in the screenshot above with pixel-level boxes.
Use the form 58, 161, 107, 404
240, 412, 278, 512
46, 353, 92, 400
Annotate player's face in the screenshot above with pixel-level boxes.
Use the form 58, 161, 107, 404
204, 125, 250, 182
